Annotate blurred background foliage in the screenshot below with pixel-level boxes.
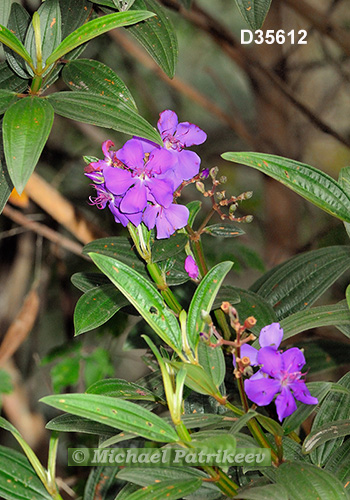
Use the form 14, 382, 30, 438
0, 0, 350, 462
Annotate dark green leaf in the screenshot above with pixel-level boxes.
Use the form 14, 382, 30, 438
169, 361, 223, 398
303, 419, 350, 455
59, 0, 93, 38
222, 152, 350, 223
115, 483, 140, 500
187, 200, 202, 228
84, 465, 120, 500
310, 371, 350, 466
41, 393, 180, 443
5, 3, 31, 78
236, 484, 288, 500
229, 410, 258, 434
214, 286, 277, 335
151, 233, 188, 263
0, 446, 52, 500
46, 413, 117, 436
0, 155, 12, 214
280, 301, 350, 341
51, 357, 80, 393
187, 261, 233, 349
276, 461, 348, 499
235, 0, 272, 30
250, 246, 350, 320
128, 0, 178, 78
46, 10, 155, 66
89, 253, 182, 353
197, 340, 225, 389
0, 90, 17, 115
74, 284, 129, 335
117, 467, 220, 500
203, 223, 245, 238
3, 97, 54, 193
256, 414, 283, 437
87, 377, 164, 402
71, 272, 112, 292
0, 61, 28, 92
122, 479, 202, 500
82, 237, 148, 277
0, 1, 11, 28
158, 253, 190, 286
48, 91, 162, 144
24, 0, 62, 74
325, 440, 350, 487
0, 23, 33, 67
62, 58, 137, 109
338, 166, 350, 239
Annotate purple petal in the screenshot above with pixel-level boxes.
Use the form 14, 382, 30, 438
291, 381, 319, 406
175, 121, 207, 147
157, 110, 178, 137
258, 347, 283, 377
175, 150, 201, 181
133, 136, 159, 154
275, 387, 297, 421
184, 255, 199, 279
155, 204, 189, 239
281, 347, 306, 373
244, 376, 281, 406
104, 167, 134, 195
102, 139, 115, 158
146, 178, 174, 208
126, 210, 143, 227
108, 202, 130, 227
240, 344, 259, 366
120, 181, 148, 213
259, 323, 283, 350
147, 148, 176, 174
116, 139, 144, 169
143, 204, 160, 230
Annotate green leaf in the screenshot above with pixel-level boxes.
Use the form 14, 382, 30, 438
280, 301, 350, 342
229, 410, 258, 435
5, 3, 31, 79
0, 445, 52, 500
84, 465, 121, 500
338, 166, 350, 239
3, 97, 54, 194
222, 152, 350, 223
50, 357, 80, 393
187, 200, 202, 228
214, 286, 277, 336
0, 1, 11, 28
122, 479, 202, 500
0, 369, 12, 395
0, 23, 33, 68
48, 91, 162, 144
0, 127, 13, 214
115, 483, 140, 500
303, 419, 350, 455
187, 261, 233, 349
250, 246, 350, 320
89, 252, 183, 352
128, 0, 178, 78
282, 382, 345, 435
62, 58, 137, 109
59, 0, 93, 39
0, 90, 17, 115
276, 461, 348, 499
235, 484, 288, 500
0, 61, 28, 92
117, 467, 219, 500
87, 377, 164, 402
256, 414, 284, 437
151, 233, 188, 263
41, 393, 180, 443
203, 223, 245, 238
310, 371, 350, 466
24, 0, 62, 74
324, 440, 350, 487
74, 285, 129, 335
235, 0, 272, 30
45, 10, 155, 66
169, 361, 223, 398
197, 340, 225, 389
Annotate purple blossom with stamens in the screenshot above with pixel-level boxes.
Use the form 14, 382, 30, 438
184, 255, 199, 279
233, 323, 318, 421
143, 200, 189, 239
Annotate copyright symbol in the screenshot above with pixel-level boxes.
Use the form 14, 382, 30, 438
71, 449, 87, 464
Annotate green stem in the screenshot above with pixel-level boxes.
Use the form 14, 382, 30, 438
147, 262, 182, 315
30, 75, 43, 95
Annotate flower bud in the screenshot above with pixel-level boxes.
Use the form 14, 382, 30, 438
195, 181, 205, 193
219, 176, 227, 184
210, 167, 219, 180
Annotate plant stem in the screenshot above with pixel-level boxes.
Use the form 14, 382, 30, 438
146, 262, 182, 315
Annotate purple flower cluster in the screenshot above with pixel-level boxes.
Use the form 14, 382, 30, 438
234, 323, 318, 421
85, 110, 207, 239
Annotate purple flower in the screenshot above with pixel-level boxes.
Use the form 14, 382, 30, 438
104, 139, 176, 214
184, 255, 199, 279
143, 201, 189, 239
234, 323, 318, 421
